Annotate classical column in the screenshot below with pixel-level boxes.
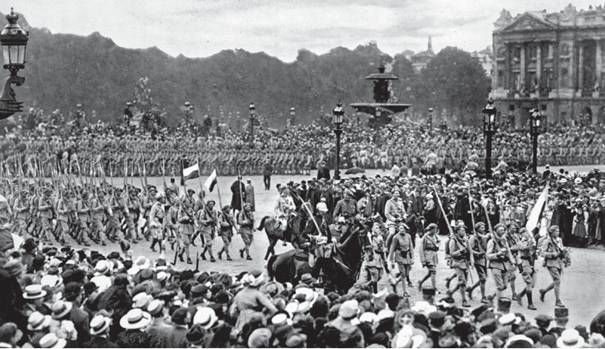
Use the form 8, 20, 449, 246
520, 44, 526, 92
536, 43, 542, 82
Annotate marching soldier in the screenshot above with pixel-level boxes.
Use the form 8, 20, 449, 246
237, 203, 254, 260
388, 222, 414, 297
486, 223, 514, 303
90, 190, 107, 245
467, 222, 489, 303
418, 223, 439, 291
217, 205, 235, 261
13, 190, 30, 237
516, 227, 537, 310
507, 223, 521, 301
198, 199, 218, 262
37, 188, 54, 243
149, 192, 165, 253
447, 222, 471, 307
177, 194, 195, 264
75, 192, 91, 246
125, 188, 141, 241
55, 191, 70, 245
539, 225, 568, 307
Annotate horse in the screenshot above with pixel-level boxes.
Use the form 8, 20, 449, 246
257, 206, 309, 260
266, 225, 366, 294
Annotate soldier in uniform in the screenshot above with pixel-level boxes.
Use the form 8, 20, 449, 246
237, 203, 255, 260
447, 222, 471, 307
90, 190, 107, 245
55, 191, 70, 244
140, 186, 157, 241
177, 194, 195, 264
387, 222, 414, 297
507, 223, 521, 301
13, 190, 30, 237
418, 223, 439, 291
198, 199, 218, 262
467, 222, 489, 303
539, 225, 567, 307
486, 223, 514, 303
149, 192, 165, 253
75, 192, 91, 246
38, 188, 54, 243
217, 205, 235, 261
385, 190, 406, 239
516, 227, 537, 310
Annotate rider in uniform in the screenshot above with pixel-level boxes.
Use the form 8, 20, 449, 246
385, 190, 406, 242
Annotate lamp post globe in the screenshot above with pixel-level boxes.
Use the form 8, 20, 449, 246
332, 103, 345, 180
248, 102, 255, 148
482, 98, 496, 179
0, 8, 29, 119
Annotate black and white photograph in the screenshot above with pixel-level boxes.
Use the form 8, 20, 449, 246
0, 0, 605, 347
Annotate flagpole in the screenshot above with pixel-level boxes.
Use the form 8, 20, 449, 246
215, 169, 223, 209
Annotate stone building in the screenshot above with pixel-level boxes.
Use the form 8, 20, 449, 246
491, 5, 605, 127
411, 36, 435, 72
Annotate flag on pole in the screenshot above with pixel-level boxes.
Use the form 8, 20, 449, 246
183, 163, 200, 181
204, 169, 218, 193
526, 185, 549, 233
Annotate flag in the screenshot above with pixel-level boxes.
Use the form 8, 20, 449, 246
526, 185, 549, 233
183, 163, 200, 181
204, 169, 218, 193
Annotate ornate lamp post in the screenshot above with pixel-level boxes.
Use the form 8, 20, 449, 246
248, 102, 255, 148
529, 108, 542, 174
428, 107, 434, 129
482, 98, 497, 179
332, 103, 344, 180
0, 8, 29, 119
183, 101, 194, 124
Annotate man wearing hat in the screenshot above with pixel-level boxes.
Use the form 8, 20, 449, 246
237, 203, 255, 260
217, 205, 235, 261
384, 190, 406, 238
84, 314, 116, 347
550, 306, 569, 337
418, 223, 439, 291
149, 192, 165, 253
539, 225, 566, 307
37, 188, 54, 243
90, 189, 108, 246
486, 223, 514, 303
198, 199, 218, 262
468, 221, 489, 303
177, 191, 195, 264
516, 227, 537, 310
333, 189, 357, 222
447, 222, 471, 307
388, 222, 414, 297
74, 192, 91, 246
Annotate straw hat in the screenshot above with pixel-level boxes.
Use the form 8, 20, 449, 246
27, 312, 51, 331
39, 333, 66, 348
193, 306, 218, 330
119, 309, 151, 330
23, 284, 47, 300
89, 315, 112, 335
51, 301, 73, 320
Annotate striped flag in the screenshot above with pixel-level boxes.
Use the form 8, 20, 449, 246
183, 163, 200, 181
204, 169, 218, 193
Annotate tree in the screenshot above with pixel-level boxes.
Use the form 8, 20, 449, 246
419, 47, 491, 124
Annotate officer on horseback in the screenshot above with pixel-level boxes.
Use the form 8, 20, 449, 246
274, 187, 295, 237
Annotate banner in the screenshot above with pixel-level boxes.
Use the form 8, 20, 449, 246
183, 163, 200, 181
526, 185, 549, 234
204, 169, 218, 193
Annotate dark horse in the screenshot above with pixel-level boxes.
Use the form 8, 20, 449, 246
257, 207, 309, 260
266, 227, 365, 294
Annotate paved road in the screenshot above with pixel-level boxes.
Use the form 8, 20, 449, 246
62, 169, 605, 328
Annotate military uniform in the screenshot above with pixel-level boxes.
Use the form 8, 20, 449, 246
388, 229, 413, 296
448, 233, 471, 305
149, 200, 164, 252
218, 208, 235, 260
486, 235, 513, 298
237, 207, 255, 260
198, 203, 218, 262
38, 192, 54, 242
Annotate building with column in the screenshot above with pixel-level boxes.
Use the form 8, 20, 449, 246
492, 4, 605, 127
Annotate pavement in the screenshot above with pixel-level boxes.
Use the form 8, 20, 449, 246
49, 168, 605, 328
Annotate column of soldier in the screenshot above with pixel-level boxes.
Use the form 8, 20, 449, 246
1, 171, 257, 267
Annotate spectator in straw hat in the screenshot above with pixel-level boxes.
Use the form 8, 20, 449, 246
83, 314, 116, 348
22, 284, 49, 316
116, 308, 152, 347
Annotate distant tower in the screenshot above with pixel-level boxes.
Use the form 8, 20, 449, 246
428, 36, 433, 53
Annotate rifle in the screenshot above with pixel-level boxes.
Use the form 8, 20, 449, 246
195, 251, 200, 272
479, 187, 516, 266
433, 186, 475, 282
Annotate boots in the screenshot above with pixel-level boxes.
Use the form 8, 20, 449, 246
527, 292, 536, 310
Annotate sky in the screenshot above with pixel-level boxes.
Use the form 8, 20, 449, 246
1, 0, 599, 62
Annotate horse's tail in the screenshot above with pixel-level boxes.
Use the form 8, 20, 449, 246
257, 216, 270, 231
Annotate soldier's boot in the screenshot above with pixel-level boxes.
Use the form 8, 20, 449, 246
516, 289, 526, 306
200, 247, 207, 261
539, 288, 547, 302
217, 249, 223, 260
226, 253, 233, 261
178, 250, 185, 263
209, 251, 216, 263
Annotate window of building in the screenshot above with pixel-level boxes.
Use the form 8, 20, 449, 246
513, 46, 521, 63
497, 70, 504, 87
547, 44, 553, 59
529, 46, 537, 62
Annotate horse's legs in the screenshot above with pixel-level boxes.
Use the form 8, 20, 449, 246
265, 239, 277, 260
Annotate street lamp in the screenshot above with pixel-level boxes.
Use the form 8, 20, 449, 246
248, 102, 255, 148
0, 8, 28, 119
529, 108, 542, 174
482, 98, 497, 179
332, 103, 345, 180
428, 107, 434, 129
289, 107, 295, 127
